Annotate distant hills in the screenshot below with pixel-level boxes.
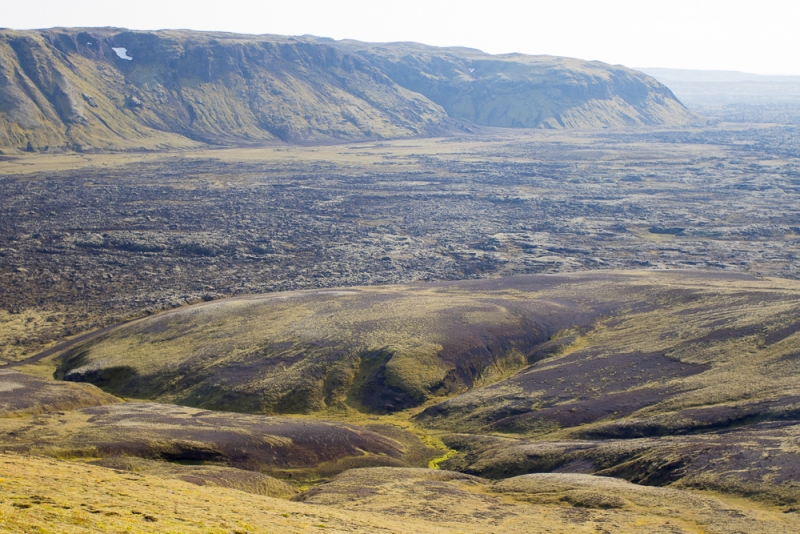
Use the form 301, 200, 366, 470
640, 68, 800, 84
640, 67, 800, 107
0, 28, 695, 153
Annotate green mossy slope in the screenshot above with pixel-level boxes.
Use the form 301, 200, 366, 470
336, 40, 697, 129
0, 28, 695, 153
56, 270, 800, 425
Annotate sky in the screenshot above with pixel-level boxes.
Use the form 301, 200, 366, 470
4, 0, 800, 75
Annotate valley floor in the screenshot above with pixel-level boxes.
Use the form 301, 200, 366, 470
3, 122, 800, 532
2, 124, 800, 363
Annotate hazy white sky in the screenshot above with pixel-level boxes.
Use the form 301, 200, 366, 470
4, 0, 799, 75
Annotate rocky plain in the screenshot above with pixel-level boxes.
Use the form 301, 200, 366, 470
2, 118, 800, 363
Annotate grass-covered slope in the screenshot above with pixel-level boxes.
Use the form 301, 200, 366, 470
0, 369, 119, 416
0, 28, 451, 152
3, 454, 799, 533
56, 271, 800, 426
48, 269, 800, 510
440, 421, 800, 507
10, 270, 800, 530
416, 272, 800, 437
298, 467, 800, 533
337, 40, 697, 129
56, 276, 605, 414
0, 401, 438, 481
0, 28, 695, 153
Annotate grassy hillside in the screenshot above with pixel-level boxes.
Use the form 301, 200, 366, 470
8, 271, 800, 530
55, 276, 604, 414
440, 421, 800, 507
0, 28, 695, 153
57, 271, 800, 424
0, 402, 438, 481
47, 270, 800, 508
2, 453, 798, 533
417, 272, 800, 437
338, 40, 697, 128
0, 369, 119, 416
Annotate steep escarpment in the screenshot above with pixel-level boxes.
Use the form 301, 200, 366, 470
0, 28, 695, 152
0, 28, 452, 152
337, 41, 696, 129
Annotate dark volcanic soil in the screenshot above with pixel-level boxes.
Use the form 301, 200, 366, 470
440, 420, 800, 506
0, 369, 119, 416
417, 350, 709, 433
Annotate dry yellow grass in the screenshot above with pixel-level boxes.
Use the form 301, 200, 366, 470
0, 309, 65, 363
0, 129, 712, 177
0, 452, 420, 533
2, 454, 798, 533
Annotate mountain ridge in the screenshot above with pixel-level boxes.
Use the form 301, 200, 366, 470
0, 28, 696, 153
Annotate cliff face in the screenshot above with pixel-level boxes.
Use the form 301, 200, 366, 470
343, 42, 696, 129
0, 29, 451, 152
0, 29, 695, 152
